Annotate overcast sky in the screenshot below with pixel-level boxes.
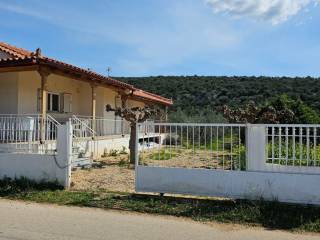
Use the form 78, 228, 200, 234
1, 0, 320, 77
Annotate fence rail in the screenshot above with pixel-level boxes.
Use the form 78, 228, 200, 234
138, 123, 246, 171
137, 122, 320, 173
0, 114, 59, 154
266, 125, 320, 167
73, 116, 155, 138
92, 118, 130, 137
71, 115, 95, 139
136, 123, 320, 204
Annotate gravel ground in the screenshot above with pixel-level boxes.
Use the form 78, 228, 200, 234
71, 154, 135, 192
71, 148, 240, 192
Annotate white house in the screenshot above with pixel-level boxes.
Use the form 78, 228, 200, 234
0, 41, 172, 163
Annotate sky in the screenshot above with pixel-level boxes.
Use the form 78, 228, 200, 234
0, 0, 320, 77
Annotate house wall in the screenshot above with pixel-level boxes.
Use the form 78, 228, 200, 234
16, 71, 95, 117
128, 99, 145, 108
103, 87, 118, 119
0, 72, 19, 114
13, 71, 146, 119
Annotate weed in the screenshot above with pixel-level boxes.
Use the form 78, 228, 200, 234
109, 149, 119, 157
118, 158, 128, 167
120, 146, 127, 155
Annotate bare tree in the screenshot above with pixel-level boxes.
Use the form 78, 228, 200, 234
106, 104, 161, 164
218, 101, 294, 124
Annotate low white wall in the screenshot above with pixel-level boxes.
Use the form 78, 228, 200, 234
262, 164, 320, 174
0, 153, 68, 186
136, 166, 320, 205
78, 133, 167, 158
77, 136, 131, 158
0, 123, 72, 187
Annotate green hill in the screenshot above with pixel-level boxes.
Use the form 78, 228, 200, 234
117, 76, 320, 122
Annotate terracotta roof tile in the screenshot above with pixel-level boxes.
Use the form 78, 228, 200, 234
0, 42, 173, 106
132, 89, 173, 106
0, 42, 32, 58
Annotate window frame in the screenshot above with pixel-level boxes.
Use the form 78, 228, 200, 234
47, 92, 60, 112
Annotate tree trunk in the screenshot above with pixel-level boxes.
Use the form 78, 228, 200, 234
129, 124, 136, 164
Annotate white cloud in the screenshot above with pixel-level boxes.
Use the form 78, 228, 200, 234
0, 2, 54, 22
205, 0, 319, 25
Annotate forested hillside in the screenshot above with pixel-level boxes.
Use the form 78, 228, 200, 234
117, 76, 320, 122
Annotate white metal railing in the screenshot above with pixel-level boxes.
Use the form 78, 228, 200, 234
93, 118, 130, 137
73, 116, 154, 138
138, 120, 155, 135
0, 114, 60, 154
135, 124, 320, 203
71, 115, 95, 139
136, 122, 320, 173
266, 124, 320, 167
137, 123, 246, 171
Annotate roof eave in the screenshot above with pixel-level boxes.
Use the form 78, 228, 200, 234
0, 42, 173, 106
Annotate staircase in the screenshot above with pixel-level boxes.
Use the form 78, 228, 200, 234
71, 144, 92, 168
71, 116, 97, 168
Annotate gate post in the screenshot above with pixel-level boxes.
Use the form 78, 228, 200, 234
56, 121, 73, 188
134, 122, 140, 192
245, 124, 266, 171
135, 122, 139, 169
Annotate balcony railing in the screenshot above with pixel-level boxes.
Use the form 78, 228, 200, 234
0, 114, 60, 153
72, 116, 155, 139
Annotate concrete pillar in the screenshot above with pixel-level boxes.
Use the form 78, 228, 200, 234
56, 121, 72, 188
246, 124, 267, 171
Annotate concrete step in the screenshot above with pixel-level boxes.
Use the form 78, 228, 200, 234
71, 157, 92, 168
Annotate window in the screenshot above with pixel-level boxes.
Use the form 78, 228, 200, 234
37, 90, 72, 113
47, 92, 60, 112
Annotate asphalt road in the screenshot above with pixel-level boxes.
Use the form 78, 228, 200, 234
0, 199, 318, 240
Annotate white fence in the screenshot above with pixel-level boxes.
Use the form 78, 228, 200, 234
71, 115, 95, 139
266, 125, 320, 167
0, 114, 59, 154
135, 122, 320, 205
0, 123, 72, 187
73, 116, 155, 139
138, 123, 246, 170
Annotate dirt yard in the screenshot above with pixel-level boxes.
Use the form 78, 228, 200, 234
71, 147, 243, 192
141, 149, 231, 169
71, 154, 135, 192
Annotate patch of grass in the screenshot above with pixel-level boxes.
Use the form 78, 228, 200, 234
2, 178, 320, 233
118, 157, 129, 167
149, 149, 177, 160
